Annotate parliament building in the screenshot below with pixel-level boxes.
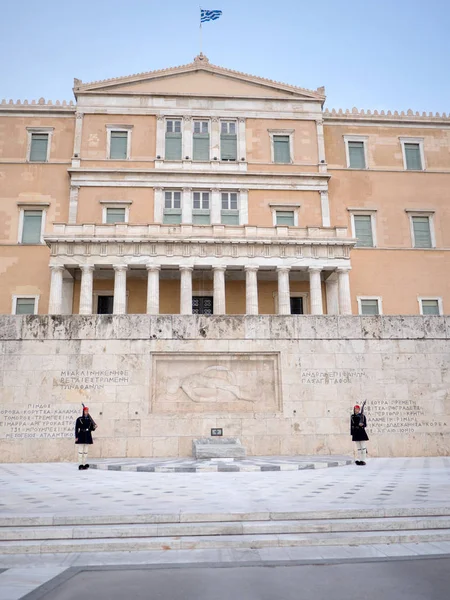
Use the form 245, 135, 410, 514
0, 55, 448, 462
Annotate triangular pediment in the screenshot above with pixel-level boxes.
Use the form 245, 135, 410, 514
74, 55, 325, 102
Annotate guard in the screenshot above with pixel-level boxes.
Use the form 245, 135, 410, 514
75, 406, 97, 470
351, 404, 369, 466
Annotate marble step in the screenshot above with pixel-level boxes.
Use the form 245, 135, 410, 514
2, 506, 450, 527
1, 516, 450, 542
1, 528, 450, 554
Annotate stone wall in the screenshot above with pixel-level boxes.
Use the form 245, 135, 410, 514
0, 315, 449, 462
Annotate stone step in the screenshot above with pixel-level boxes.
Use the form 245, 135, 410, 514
1, 528, 450, 555
1, 516, 450, 542
2, 506, 450, 527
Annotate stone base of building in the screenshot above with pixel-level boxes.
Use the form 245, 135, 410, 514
0, 315, 449, 462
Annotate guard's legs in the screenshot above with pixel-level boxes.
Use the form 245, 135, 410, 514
82, 444, 88, 467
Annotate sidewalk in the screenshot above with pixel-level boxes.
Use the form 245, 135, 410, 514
0, 457, 450, 600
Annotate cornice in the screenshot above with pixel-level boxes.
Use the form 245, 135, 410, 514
324, 107, 449, 126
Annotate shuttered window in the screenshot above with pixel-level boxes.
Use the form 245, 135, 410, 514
348, 141, 366, 168
221, 192, 239, 225
193, 121, 210, 161
15, 298, 36, 315
412, 216, 432, 248
163, 191, 182, 224
21, 210, 43, 244
106, 208, 126, 223
220, 121, 237, 161
29, 133, 49, 162
193, 191, 210, 224
165, 120, 182, 160
354, 215, 373, 247
273, 135, 291, 163
109, 131, 128, 159
360, 299, 380, 315
404, 143, 422, 170
421, 299, 440, 315
276, 211, 295, 226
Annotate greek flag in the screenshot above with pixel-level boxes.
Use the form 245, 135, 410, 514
200, 9, 222, 23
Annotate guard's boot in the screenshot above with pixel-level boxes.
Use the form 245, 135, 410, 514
84, 464, 90, 469
360, 461, 366, 466
78, 465, 84, 470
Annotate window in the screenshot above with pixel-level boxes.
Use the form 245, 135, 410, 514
419, 298, 442, 315
193, 191, 210, 224
276, 211, 295, 226
109, 131, 129, 159
97, 295, 114, 315
273, 135, 291, 163
400, 138, 424, 171
105, 208, 126, 224
344, 136, 368, 169
27, 127, 53, 162
411, 216, 432, 248
163, 191, 182, 224
358, 297, 382, 315
220, 121, 237, 161
13, 296, 38, 315
353, 215, 374, 247
193, 120, 210, 161
20, 210, 43, 244
165, 119, 182, 160
192, 296, 213, 315
29, 133, 49, 162
290, 297, 304, 315
221, 192, 239, 225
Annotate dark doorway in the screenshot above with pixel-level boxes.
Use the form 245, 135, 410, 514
192, 296, 213, 315
290, 297, 304, 315
97, 295, 114, 314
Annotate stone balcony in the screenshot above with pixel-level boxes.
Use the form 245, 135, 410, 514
47, 223, 352, 244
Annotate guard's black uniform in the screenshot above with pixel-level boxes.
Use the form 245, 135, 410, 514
75, 415, 95, 445
350, 413, 369, 442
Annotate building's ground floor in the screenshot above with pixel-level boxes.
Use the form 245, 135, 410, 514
0, 315, 448, 462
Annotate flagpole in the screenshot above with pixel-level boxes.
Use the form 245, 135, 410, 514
199, 7, 203, 54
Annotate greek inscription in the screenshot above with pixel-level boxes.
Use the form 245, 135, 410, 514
300, 369, 365, 385
56, 370, 130, 390
0, 404, 80, 440
366, 399, 447, 435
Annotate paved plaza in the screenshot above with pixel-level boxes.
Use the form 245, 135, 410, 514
0, 457, 449, 599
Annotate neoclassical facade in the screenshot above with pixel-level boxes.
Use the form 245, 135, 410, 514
1, 54, 449, 318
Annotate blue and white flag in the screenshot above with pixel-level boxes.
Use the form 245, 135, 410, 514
200, 9, 222, 23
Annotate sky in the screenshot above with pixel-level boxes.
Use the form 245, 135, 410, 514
0, 0, 449, 113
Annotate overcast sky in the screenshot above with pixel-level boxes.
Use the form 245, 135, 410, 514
1, 0, 449, 113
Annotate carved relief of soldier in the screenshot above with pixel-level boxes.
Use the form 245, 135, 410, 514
351, 403, 369, 466
75, 405, 97, 470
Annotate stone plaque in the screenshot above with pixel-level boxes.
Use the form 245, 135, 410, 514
0, 404, 80, 440
152, 353, 281, 414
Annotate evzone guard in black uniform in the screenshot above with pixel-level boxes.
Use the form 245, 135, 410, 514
75, 406, 97, 470
351, 404, 369, 466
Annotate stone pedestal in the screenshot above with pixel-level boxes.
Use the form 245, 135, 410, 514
193, 438, 246, 459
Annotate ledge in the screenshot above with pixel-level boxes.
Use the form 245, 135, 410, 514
0, 315, 448, 342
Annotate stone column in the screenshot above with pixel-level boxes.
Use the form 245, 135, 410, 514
156, 116, 165, 159
245, 266, 259, 315
337, 267, 352, 315
154, 187, 164, 223
211, 117, 220, 159
48, 265, 64, 315
79, 265, 94, 315
182, 116, 192, 160
239, 189, 248, 225
309, 267, 323, 315
277, 266, 291, 315
182, 188, 192, 224
211, 188, 221, 225
146, 265, 160, 315
238, 118, 246, 161
68, 184, 80, 224
325, 274, 339, 315
316, 119, 327, 173
320, 191, 331, 227
113, 265, 127, 315
72, 112, 83, 168
180, 266, 193, 314
213, 266, 226, 314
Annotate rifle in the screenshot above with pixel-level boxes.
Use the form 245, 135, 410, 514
81, 403, 97, 430
359, 400, 367, 427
